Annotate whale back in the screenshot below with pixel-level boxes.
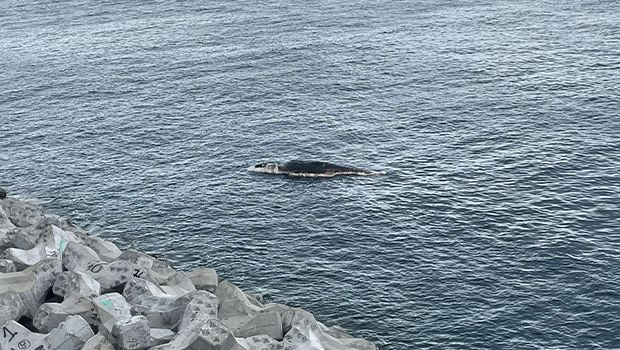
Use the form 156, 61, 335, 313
280, 160, 369, 175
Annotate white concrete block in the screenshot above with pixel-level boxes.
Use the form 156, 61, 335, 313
2, 197, 43, 228
155, 321, 202, 350
81, 333, 115, 350
112, 315, 152, 350
69, 255, 133, 293
61, 242, 100, 271
123, 277, 168, 304
44, 315, 94, 350
53, 271, 101, 299
0, 258, 62, 318
187, 319, 231, 350
92, 293, 132, 340
215, 282, 261, 320
283, 326, 325, 350
179, 290, 219, 329
159, 271, 196, 296
0, 259, 17, 273
0, 320, 48, 350
0, 291, 24, 326
260, 304, 290, 315
188, 268, 219, 292
83, 236, 122, 262
0, 203, 16, 230
149, 328, 175, 346
245, 293, 264, 308
235, 312, 283, 340
34, 293, 97, 332
130, 293, 194, 330
5, 245, 47, 269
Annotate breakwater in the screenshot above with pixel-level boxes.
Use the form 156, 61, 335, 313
0, 188, 376, 350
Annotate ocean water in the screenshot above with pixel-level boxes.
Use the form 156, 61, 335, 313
1, 0, 620, 349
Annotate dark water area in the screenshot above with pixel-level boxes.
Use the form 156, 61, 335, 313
2, 0, 620, 349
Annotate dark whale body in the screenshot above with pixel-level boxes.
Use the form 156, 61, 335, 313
280, 160, 370, 175
248, 160, 385, 177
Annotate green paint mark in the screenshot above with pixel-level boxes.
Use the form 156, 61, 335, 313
60, 238, 66, 252
102, 301, 113, 307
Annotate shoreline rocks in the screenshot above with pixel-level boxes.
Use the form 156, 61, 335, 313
0, 188, 377, 350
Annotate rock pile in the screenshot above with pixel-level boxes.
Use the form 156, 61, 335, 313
0, 188, 377, 350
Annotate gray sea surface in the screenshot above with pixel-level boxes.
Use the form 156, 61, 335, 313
1, 0, 620, 349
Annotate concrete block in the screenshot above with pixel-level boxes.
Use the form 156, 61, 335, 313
215, 282, 261, 320
92, 293, 132, 340
150, 328, 175, 346
2, 197, 43, 228
187, 319, 232, 350
283, 326, 325, 350
245, 293, 264, 308
220, 315, 253, 331
260, 304, 290, 315
282, 309, 354, 350
188, 268, 219, 292
179, 290, 219, 329
83, 236, 122, 262
221, 334, 292, 350
0, 203, 16, 230
0, 258, 62, 318
5, 245, 48, 269
61, 242, 100, 271
44, 315, 94, 350
317, 324, 351, 339
118, 250, 178, 285
131, 293, 194, 330
1, 227, 39, 251
281, 309, 321, 334
34, 293, 97, 332
81, 333, 115, 350
0, 291, 24, 326
235, 312, 283, 340
154, 321, 202, 350
53, 271, 101, 299
123, 277, 168, 304
112, 315, 152, 350
0, 320, 48, 350
67, 251, 133, 293
159, 271, 196, 296
0, 259, 17, 273
221, 334, 250, 350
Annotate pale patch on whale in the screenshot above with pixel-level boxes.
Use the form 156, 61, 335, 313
247, 160, 386, 178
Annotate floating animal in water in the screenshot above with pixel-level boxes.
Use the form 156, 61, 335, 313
247, 160, 386, 178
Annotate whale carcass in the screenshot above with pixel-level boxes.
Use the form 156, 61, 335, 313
247, 160, 386, 178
